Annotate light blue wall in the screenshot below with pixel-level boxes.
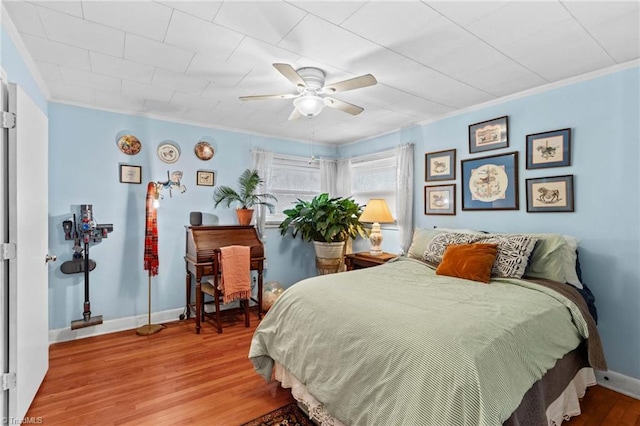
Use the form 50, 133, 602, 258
342, 66, 640, 381
48, 103, 336, 329
0, 24, 48, 113
8, 13, 639, 380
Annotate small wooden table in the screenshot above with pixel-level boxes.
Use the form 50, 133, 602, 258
345, 252, 397, 270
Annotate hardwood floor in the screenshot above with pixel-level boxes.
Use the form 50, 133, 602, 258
26, 314, 294, 425
565, 385, 640, 426
27, 314, 640, 425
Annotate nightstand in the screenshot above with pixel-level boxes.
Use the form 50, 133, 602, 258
345, 252, 397, 271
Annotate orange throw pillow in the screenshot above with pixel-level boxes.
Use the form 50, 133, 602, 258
435, 243, 498, 284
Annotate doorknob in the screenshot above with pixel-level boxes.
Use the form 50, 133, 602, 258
45, 254, 57, 263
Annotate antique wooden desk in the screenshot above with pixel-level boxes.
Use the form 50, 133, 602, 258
184, 225, 264, 333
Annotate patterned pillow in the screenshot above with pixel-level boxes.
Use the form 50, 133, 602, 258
478, 234, 538, 278
423, 232, 483, 264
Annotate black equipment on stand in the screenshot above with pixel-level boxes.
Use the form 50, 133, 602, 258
61, 204, 113, 330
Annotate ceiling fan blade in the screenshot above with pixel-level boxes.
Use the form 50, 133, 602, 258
239, 93, 299, 101
323, 74, 377, 93
273, 63, 306, 88
324, 97, 364, 116
288, 108, 302, 121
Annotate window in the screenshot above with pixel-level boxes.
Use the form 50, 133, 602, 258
350, 151, 397, 220
267, 154, 321, 222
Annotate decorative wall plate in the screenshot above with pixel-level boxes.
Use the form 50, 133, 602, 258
157, 142, 180, 164
117, 135, 141, 155
194, 141, 214, 161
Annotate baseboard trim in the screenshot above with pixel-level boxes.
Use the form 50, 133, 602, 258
596, 370, 640, 399
49, 308, 185, 344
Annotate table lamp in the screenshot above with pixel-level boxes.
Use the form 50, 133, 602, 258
359, 199, 394, 255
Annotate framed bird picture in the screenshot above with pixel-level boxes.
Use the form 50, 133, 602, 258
461, 151, 519, 211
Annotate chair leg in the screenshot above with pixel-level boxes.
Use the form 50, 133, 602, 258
214, 287, 222, 334
194, 282, 202, 334
243, 299, 250, 328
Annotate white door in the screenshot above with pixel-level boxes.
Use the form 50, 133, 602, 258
4, 82, 50, 421
1, 79, 9, 424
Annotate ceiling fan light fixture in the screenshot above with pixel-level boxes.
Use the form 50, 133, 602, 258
293, 95, 326, 117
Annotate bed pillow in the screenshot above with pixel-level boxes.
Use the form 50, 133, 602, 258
478, 234, 538, 278
524, 234, 568, 283
423, 232, 483, 264
562, 235, 583, 289
433, 227, 487, 234
524, 233, 583, 289
436, 243, 498, 283
407, 228, 446, 259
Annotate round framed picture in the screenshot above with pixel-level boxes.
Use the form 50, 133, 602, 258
194, 141, 214, 161
117, 135, 141, 155
157, 142, 180, 164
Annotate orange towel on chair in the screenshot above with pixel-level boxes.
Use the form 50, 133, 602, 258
220, 245, 251, 304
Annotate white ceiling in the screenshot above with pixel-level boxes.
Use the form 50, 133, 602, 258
2, 1, 639, 145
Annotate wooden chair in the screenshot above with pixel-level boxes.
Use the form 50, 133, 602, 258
197, 248, 250, 334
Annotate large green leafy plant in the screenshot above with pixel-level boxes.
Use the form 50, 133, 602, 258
212, 169, 277, 211
279, 193, 368, 243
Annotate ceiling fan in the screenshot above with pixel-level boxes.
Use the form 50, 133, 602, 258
240, 63, 377, 120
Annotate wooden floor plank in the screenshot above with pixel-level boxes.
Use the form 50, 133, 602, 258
27, 317, 640, 425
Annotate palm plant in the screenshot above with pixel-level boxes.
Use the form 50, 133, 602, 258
212, 169, 277, 212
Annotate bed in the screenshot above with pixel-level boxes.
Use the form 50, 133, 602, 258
249, 230, 606, 425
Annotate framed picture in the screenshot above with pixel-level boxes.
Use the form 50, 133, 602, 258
526, 128, 571, 169
468, 116, 508, 153
526, 175, 574, 213
196, 170, 215, 186
425, 149, 456, 181
119, 164, 141, 184
461, 151, 519, 211
424, 184, 456, 215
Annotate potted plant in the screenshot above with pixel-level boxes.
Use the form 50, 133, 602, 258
279, 193, 368, 274
212, 169, 277, 226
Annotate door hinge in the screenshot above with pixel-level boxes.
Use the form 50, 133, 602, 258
2, 372, 16, 390
2, 111, 16, 129
1, 243, 17, 260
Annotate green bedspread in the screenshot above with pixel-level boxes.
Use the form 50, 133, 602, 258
249, 258, 589, 425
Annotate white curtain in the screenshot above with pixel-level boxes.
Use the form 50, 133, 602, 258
251, 149, 273, 241
335, 158, 352, 198
319, 158, 352, 198
395, 143, 414, 254
319, 158, 336, 196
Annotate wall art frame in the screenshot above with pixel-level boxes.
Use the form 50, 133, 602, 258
526, 174, 574, 213
526, 128, 571, 169
424, 184, 456, 215
425, 149, 456, 181
196, 170, 215, 186
119, 164, 142, 184
461, 151, 519, 211
468, 115, 508, 154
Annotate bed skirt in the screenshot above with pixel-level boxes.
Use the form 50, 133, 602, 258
274, 345, 596, 426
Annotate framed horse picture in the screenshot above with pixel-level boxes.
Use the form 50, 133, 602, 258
425, 149, 456, 181
526, 175, 574, 212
